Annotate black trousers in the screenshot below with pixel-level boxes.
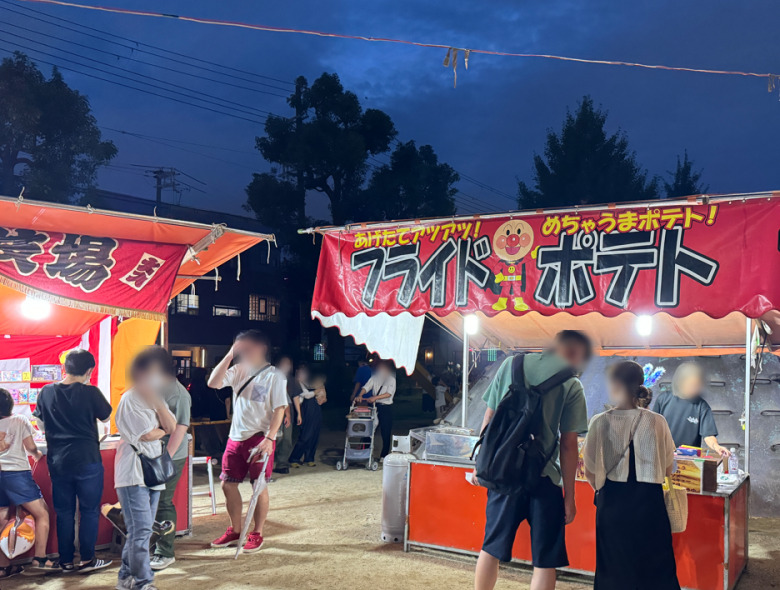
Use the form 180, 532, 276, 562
289, 398, 322, 464
377, 403, 393, 457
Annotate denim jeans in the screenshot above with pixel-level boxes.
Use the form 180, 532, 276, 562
50, 461, 104, 564
117, 485, 161, 589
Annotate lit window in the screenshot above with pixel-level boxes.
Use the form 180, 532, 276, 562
313, 343, 326, 361
173, 294, 199, 315
248, 294, 280, 322
213, 305, 241, 317
487, 348, 499, 362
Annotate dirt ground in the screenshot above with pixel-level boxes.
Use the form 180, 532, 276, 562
10, 401, 780, 590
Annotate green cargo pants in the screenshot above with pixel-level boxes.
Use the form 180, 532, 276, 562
153, 457, 187, 558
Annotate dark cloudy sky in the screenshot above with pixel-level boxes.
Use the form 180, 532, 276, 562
2, 0, 779, 219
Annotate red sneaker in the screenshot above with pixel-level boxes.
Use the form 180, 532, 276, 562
243, 532, 264, 553
210, 526, 241, 548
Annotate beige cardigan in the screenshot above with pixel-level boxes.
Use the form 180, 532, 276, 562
583, 408, 676, 490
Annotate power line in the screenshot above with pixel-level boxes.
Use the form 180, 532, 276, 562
102, 127, 257, 156
0, 0, 294, 89
0, 45, 268, 125
19, 0, 779, 81
0, 12, 289, 99
0, 29, 277, 120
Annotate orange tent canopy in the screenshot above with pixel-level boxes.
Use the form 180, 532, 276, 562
0, 195, 272, 336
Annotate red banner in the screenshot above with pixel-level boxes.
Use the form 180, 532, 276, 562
0, 227, 187, 319
312, 197, 780, 319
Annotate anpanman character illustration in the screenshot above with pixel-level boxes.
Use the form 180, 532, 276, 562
490, 219, 536, 312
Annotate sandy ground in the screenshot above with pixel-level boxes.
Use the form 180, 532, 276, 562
9, 401, 780, 590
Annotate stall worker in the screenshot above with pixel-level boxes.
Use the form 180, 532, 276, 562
151, 349, 192, 571
653, 362, 730, 457
207, 330, 287, 553
357, 360, 397, 460
33, 349, 113, 574
0, 389, 56, 575
583, 361, 680, 590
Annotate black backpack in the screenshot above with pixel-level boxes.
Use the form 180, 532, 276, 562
471, 354, 574, 496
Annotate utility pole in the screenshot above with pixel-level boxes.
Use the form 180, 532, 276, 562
293, 78, 306, 226
135, 166, 205, 207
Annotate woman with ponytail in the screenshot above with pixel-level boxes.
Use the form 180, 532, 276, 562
583, 360, 680, 590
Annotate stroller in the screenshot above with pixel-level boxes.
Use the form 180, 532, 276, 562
336, 402, 379, 471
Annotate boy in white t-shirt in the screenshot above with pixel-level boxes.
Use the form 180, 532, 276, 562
0, 388, 56, 575
207, 330, 288, 554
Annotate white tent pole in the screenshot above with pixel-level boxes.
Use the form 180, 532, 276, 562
744, 317, 751, 473
462, 320, 469, 429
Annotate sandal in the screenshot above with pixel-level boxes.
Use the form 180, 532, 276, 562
0, 564, 24, 578
30, 557, 59, 571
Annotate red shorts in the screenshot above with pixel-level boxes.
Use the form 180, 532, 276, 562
220, 433, 275, 483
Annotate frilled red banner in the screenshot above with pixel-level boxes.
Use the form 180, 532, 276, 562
312, 198, 780, 319
0, 227, 187, 319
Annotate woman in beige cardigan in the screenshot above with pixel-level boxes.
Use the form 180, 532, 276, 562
584, 361, 680, 590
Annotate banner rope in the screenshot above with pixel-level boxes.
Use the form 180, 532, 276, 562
16, 0, 780, 88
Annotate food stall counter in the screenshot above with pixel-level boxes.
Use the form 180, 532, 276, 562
405, 460, 748, 590
27, 435, 193, 557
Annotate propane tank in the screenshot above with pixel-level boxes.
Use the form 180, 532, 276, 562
381, 442, 415, 543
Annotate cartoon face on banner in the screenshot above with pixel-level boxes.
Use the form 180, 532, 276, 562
314, 199, 780, 319
492, 219, 534, 262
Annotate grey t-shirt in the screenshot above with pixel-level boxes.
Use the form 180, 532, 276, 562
162, 380, 192, 461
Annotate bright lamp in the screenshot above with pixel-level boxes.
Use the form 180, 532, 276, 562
636, 314, 653, 337
21, 297, 51, 320
464, 314, 480, 336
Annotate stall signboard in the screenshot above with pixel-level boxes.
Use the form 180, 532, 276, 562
0, 227, 187, 319
312, 198, 780, 319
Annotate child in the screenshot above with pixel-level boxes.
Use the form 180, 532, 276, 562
0, 388, 56, 575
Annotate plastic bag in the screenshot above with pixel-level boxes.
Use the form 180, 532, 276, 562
0, 508, 35, 559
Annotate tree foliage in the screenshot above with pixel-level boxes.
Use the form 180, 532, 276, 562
518, 96, 657, 209
254, 73, 396, 226
663, 151, 708, 198
0, 53, 116, 202
361, 141, 458, 220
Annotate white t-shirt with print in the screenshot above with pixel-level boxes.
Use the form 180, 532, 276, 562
0, 415, 35, 471
223, 364, 288, 441
114, 389, 175, 490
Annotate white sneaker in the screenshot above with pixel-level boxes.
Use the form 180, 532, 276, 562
150, 555, 175, 571
116, 577, 133, 590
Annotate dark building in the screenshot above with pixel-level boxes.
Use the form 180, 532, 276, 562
92, 190, 295, 375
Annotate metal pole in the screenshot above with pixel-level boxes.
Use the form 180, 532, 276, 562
462, 320, 469, 429
744, 317, 751, 474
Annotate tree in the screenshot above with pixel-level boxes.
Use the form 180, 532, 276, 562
663, 151, 708, 198
361, 141, 458, 220
0, 53, 116, 203
254, 73, 396, 225
518, 96, 657, 209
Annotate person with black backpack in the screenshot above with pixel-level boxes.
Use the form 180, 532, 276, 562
472, 330, 592, 590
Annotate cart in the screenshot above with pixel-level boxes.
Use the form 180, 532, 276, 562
336, 403, 379, 471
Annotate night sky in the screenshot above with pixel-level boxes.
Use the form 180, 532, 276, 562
2, 0, 779, 220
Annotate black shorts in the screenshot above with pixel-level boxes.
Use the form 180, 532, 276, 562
482, 476, 568, 568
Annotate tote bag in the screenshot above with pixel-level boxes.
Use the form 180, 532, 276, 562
663, 477, 689, 533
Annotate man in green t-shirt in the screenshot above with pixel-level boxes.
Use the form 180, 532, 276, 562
474, 330, 592, 590
151, 373, 192, 571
